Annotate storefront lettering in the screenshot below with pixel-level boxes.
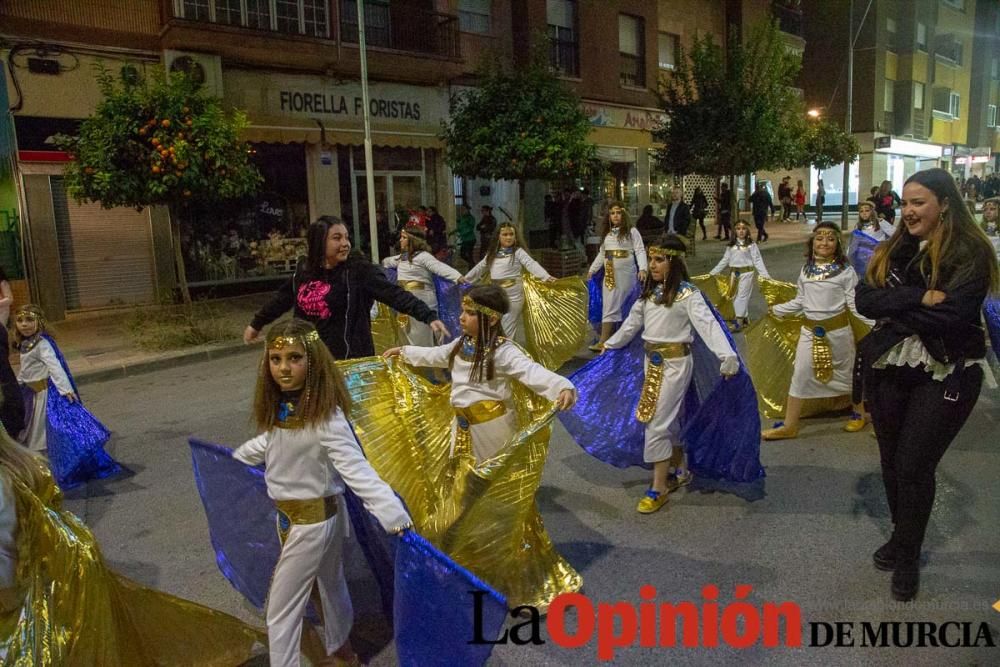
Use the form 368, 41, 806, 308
584, 102, 666, 131
279, 90, 421, 120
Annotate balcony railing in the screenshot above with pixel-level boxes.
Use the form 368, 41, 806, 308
772, 1, 804, 38
619, 53, 645, 88
340, 0, 460, 59
549, 38, 580, 77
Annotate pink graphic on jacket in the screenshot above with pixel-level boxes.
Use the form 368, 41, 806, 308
297, 280, 332, 318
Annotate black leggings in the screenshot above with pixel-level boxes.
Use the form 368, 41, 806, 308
753, 214, 768, 241
867, 364, 983, 559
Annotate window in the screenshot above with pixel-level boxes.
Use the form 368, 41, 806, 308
547, 0, 579, 77
618, 14, 645, 87
914, 81, 924, 110
950, 91, 960, 118
886, 17, 897, 50
932, 87, 951, 115
658, 32, 678, 70
941, 0, 965, 9
884, 79, 895, 112
458, 0, 491, 34
989, 104, 997, 128
935, 35, 962, 64
916, 22, 927, 50
176, 0, 327, 36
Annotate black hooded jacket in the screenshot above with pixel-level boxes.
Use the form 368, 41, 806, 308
250, 255, 437, 359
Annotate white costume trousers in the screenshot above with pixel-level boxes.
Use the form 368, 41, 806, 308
402, 286, 436, 347
788, 325, 855, 398
602, 257, 637, 323
20, 387, 48, 453
731, 270, 756, 319
643, 356, 693, 463
501, 283, 526, 345
267, 507, 352, 667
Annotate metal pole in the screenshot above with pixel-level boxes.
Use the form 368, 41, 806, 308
358, 0, 379, 261
841, 0, 853, 230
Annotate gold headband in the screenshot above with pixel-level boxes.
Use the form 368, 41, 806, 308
268, 330, 320, 350
15, 305, 44, 319
648, 246, 685, 258
462, 295, 501, 319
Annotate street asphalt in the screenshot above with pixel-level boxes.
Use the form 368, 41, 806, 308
64, 226, 999, 666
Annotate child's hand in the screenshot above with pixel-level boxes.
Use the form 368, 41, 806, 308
391, 522, 413, 535
586, 271, 594, 281
638, 270, 647, 282
383, 347, 402, 359
921, 289, 946, 307
243, 325, 261, 344
430, 320, 451, 342
546, 276, 557, 283
555, 389, 577, 411
457, 277, 470, 285
61, 391, 78, 403
720, 356, 740, 378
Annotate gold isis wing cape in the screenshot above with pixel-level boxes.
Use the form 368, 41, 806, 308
0, 469, 262, 665
690, 273, 737, 322
520, 274, 590, 370
743, 275, 872, 420
336, 356, 582, 610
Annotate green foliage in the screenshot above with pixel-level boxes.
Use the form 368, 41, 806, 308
800, 119, 860, 171
653, 21, 840, 177
440, 46, 596, 182
55, 64, 261, 210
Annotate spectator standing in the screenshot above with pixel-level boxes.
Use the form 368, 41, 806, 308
716, 182, 733, 240
455, 204, 477, 267
815, 179, 826, 223
691, 187, 709, 241
794, 180, 806, 221
778, 176, 793, 222
749, 181, 774, 242
634, 204, 662, 244
477, 205, 497, 258
426, 206, 447, 254
875, 180, 901, 224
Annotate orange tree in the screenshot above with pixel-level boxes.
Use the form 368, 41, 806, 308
440, 46, 596, 234
56, 64, 261, 302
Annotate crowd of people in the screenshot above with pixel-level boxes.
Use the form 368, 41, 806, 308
0, 166, 997, 664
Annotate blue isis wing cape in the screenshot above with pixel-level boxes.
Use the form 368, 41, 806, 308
847, 230, 880, 278
588, 268, 641, 331
189, 438, 507, 666
394, 531, 507, 667
561, 292, 765, 488
39, 334, 122, 489
433, 274, 465, 339
985, 295, 1000, 362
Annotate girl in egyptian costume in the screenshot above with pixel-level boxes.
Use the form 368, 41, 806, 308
0, 430, 262, 664
750, 223, 875, 441
700, 219, 771, 331
463, 222, 589, 369
381, 212, 463, 347
562, 235, 764, 514
12, 304, 122, 489
587, 202, 648, 351
233, 319, 411, 667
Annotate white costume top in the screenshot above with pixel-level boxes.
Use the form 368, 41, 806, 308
857, 219, 896, 242
401, 338, 574, 408
17, 338, 73, 394
234, 407, 411, 532
464, 248, 551, 283
588, 228, 649, 275
0, 476, 15, 589
382, 251, 462, 284
772, 263, 872, 324
605, 286, 736, 360
709, 243, 771, 277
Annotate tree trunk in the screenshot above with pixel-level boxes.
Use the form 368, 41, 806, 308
168, 204, 192, 305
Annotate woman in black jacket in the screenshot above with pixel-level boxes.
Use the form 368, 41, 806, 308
244, 216, 449, 359
691, 187, 709, 241
855, 168, 998, 602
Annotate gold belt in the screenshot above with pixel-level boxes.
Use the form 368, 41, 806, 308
605, 250, 630, 259
399, 280, 427, 291
496, 278, 519, 288
275, 496, 339, 526
805, 310, 850, 383
24, 380, 47, 393
603, 250, 629, 290
453, 400, 507, 457
636, 343, 691, 423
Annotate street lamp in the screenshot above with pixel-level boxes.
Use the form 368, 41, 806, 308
807, 108, 822, 118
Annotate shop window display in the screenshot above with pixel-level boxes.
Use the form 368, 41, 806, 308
181, 143, 309, 285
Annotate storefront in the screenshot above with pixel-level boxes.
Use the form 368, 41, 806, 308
224, 69, 450, 263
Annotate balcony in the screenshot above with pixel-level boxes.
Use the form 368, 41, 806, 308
619, 53, 646, 88
339, 1, 460, 59
550, 38, 580, 78
772, 1, 804, 38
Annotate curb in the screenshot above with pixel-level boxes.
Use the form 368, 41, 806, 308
74, 340, 258, 386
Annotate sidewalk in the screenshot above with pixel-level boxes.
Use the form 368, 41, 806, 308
33, 214, 862, 386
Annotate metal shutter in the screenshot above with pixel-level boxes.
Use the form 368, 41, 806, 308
51, 176, 156, 310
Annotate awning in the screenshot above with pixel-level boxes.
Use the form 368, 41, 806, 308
242, 116, 442, 148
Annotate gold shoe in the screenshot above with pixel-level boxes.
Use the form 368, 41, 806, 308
843, 413, 867, 433
588, 343, 605, 352
665, 469, 693, 493
761, 425, 799, 441
636, 489, 668, 514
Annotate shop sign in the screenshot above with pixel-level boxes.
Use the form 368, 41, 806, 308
583, 101, 666, 131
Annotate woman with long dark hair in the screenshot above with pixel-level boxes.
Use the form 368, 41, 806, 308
245, 216, 450, 359
855, 168, 998, 601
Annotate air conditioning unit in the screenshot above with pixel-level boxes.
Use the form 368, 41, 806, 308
163, 50, 223, 98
